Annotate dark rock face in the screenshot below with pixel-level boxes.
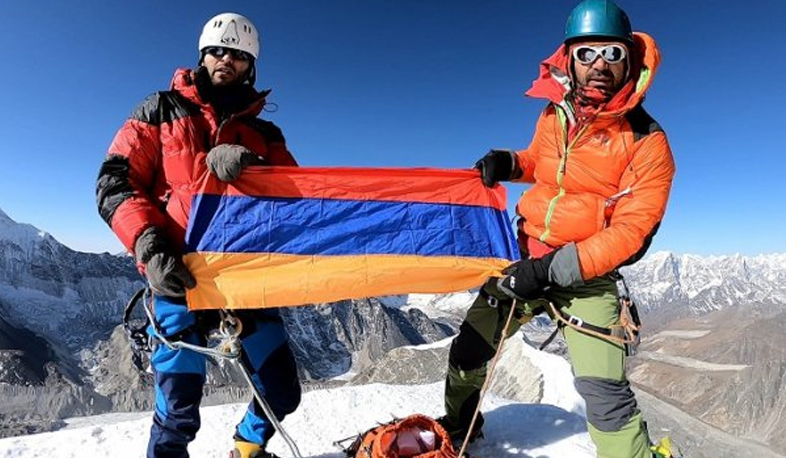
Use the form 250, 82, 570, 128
282, 298, 453, 380
0, 312, 54, 385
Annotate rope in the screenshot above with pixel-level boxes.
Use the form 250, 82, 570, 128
141, 290, 243, 359
235, 353, 304, 458
140, 289, 304, 458
457, 298, 519, 458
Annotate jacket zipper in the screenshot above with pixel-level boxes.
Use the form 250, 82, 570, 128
540, 107, 587, 243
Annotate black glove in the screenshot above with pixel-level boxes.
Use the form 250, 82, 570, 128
206, 144, 263, 182
497, 251, 556, 300
135, 227, 196, 297
474, 149, 518, 188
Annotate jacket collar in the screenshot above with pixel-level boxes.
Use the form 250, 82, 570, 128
169, 67, 269, 118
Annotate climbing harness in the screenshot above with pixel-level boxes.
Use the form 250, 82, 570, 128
538, 270, 642, 356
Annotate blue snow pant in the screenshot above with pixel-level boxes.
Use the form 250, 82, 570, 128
146, 295, 302, 458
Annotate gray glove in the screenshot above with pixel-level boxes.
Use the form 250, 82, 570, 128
135, 227, 196, 297
206, 144, 263, 182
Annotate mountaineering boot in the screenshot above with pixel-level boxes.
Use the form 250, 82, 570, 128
435, 413, 485, 444
650, 436, 682, 458
229, 440, 281, 458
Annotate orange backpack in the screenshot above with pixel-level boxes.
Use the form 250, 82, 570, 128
343, 414, 459, 458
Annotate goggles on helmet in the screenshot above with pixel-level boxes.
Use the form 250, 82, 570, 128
572, 44, 627, 65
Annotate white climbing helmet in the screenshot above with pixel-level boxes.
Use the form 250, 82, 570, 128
198, 12, 259, 60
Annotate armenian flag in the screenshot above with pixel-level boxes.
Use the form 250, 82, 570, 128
183, 167, 519, 310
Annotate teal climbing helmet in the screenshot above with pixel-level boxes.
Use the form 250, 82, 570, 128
564, 0, 633, 44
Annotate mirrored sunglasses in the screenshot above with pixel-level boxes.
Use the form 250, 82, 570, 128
204, 46, 252, 62
572, 44, 627, 65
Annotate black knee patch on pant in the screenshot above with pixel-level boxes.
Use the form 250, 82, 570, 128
449, 322, 495, 371
574, 377, 639, 432
458, 390, 484, 430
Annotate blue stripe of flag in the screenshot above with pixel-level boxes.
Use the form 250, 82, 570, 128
186, 195, 518, 260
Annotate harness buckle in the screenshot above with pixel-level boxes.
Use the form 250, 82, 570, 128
487, 296, 499, 308
567, 315, 584, 327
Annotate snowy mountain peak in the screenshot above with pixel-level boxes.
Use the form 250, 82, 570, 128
623, 251, 786, 318
0, 207, 58, 251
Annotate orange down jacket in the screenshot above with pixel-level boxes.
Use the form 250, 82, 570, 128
514, 32, 675, 280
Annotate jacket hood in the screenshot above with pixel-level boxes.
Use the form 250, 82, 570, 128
525, 32, 661, 116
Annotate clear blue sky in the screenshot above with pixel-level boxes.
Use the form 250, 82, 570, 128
0, 1, 783, 256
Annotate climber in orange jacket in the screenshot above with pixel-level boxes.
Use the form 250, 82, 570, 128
440, 1, 675, 457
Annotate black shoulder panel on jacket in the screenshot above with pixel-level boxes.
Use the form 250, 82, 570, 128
625, 105, 663, 142
130, 91, 199, 126
96, 154, 135, 226
248, 118, 286, 143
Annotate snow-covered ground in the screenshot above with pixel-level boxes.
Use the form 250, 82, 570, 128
0, 341, 595, 458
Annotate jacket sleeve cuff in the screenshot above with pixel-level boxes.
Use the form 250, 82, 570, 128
508, 150, 523, 180
548, 243, 584, 287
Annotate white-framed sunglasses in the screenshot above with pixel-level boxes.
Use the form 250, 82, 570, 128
572, 44, 627, 64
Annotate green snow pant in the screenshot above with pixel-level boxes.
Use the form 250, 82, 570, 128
444, 277, 651, 458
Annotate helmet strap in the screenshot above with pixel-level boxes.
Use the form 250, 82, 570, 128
246, 60, 257, 86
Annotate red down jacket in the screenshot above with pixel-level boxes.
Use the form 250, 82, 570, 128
96, 68, 297, 256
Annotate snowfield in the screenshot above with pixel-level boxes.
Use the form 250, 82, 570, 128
0, 341, 595, 458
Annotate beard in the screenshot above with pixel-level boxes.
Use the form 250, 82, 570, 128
579, 69, 625, 101
210, 67, 244, 86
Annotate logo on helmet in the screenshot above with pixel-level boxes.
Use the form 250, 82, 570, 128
220, 20, 240, 46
